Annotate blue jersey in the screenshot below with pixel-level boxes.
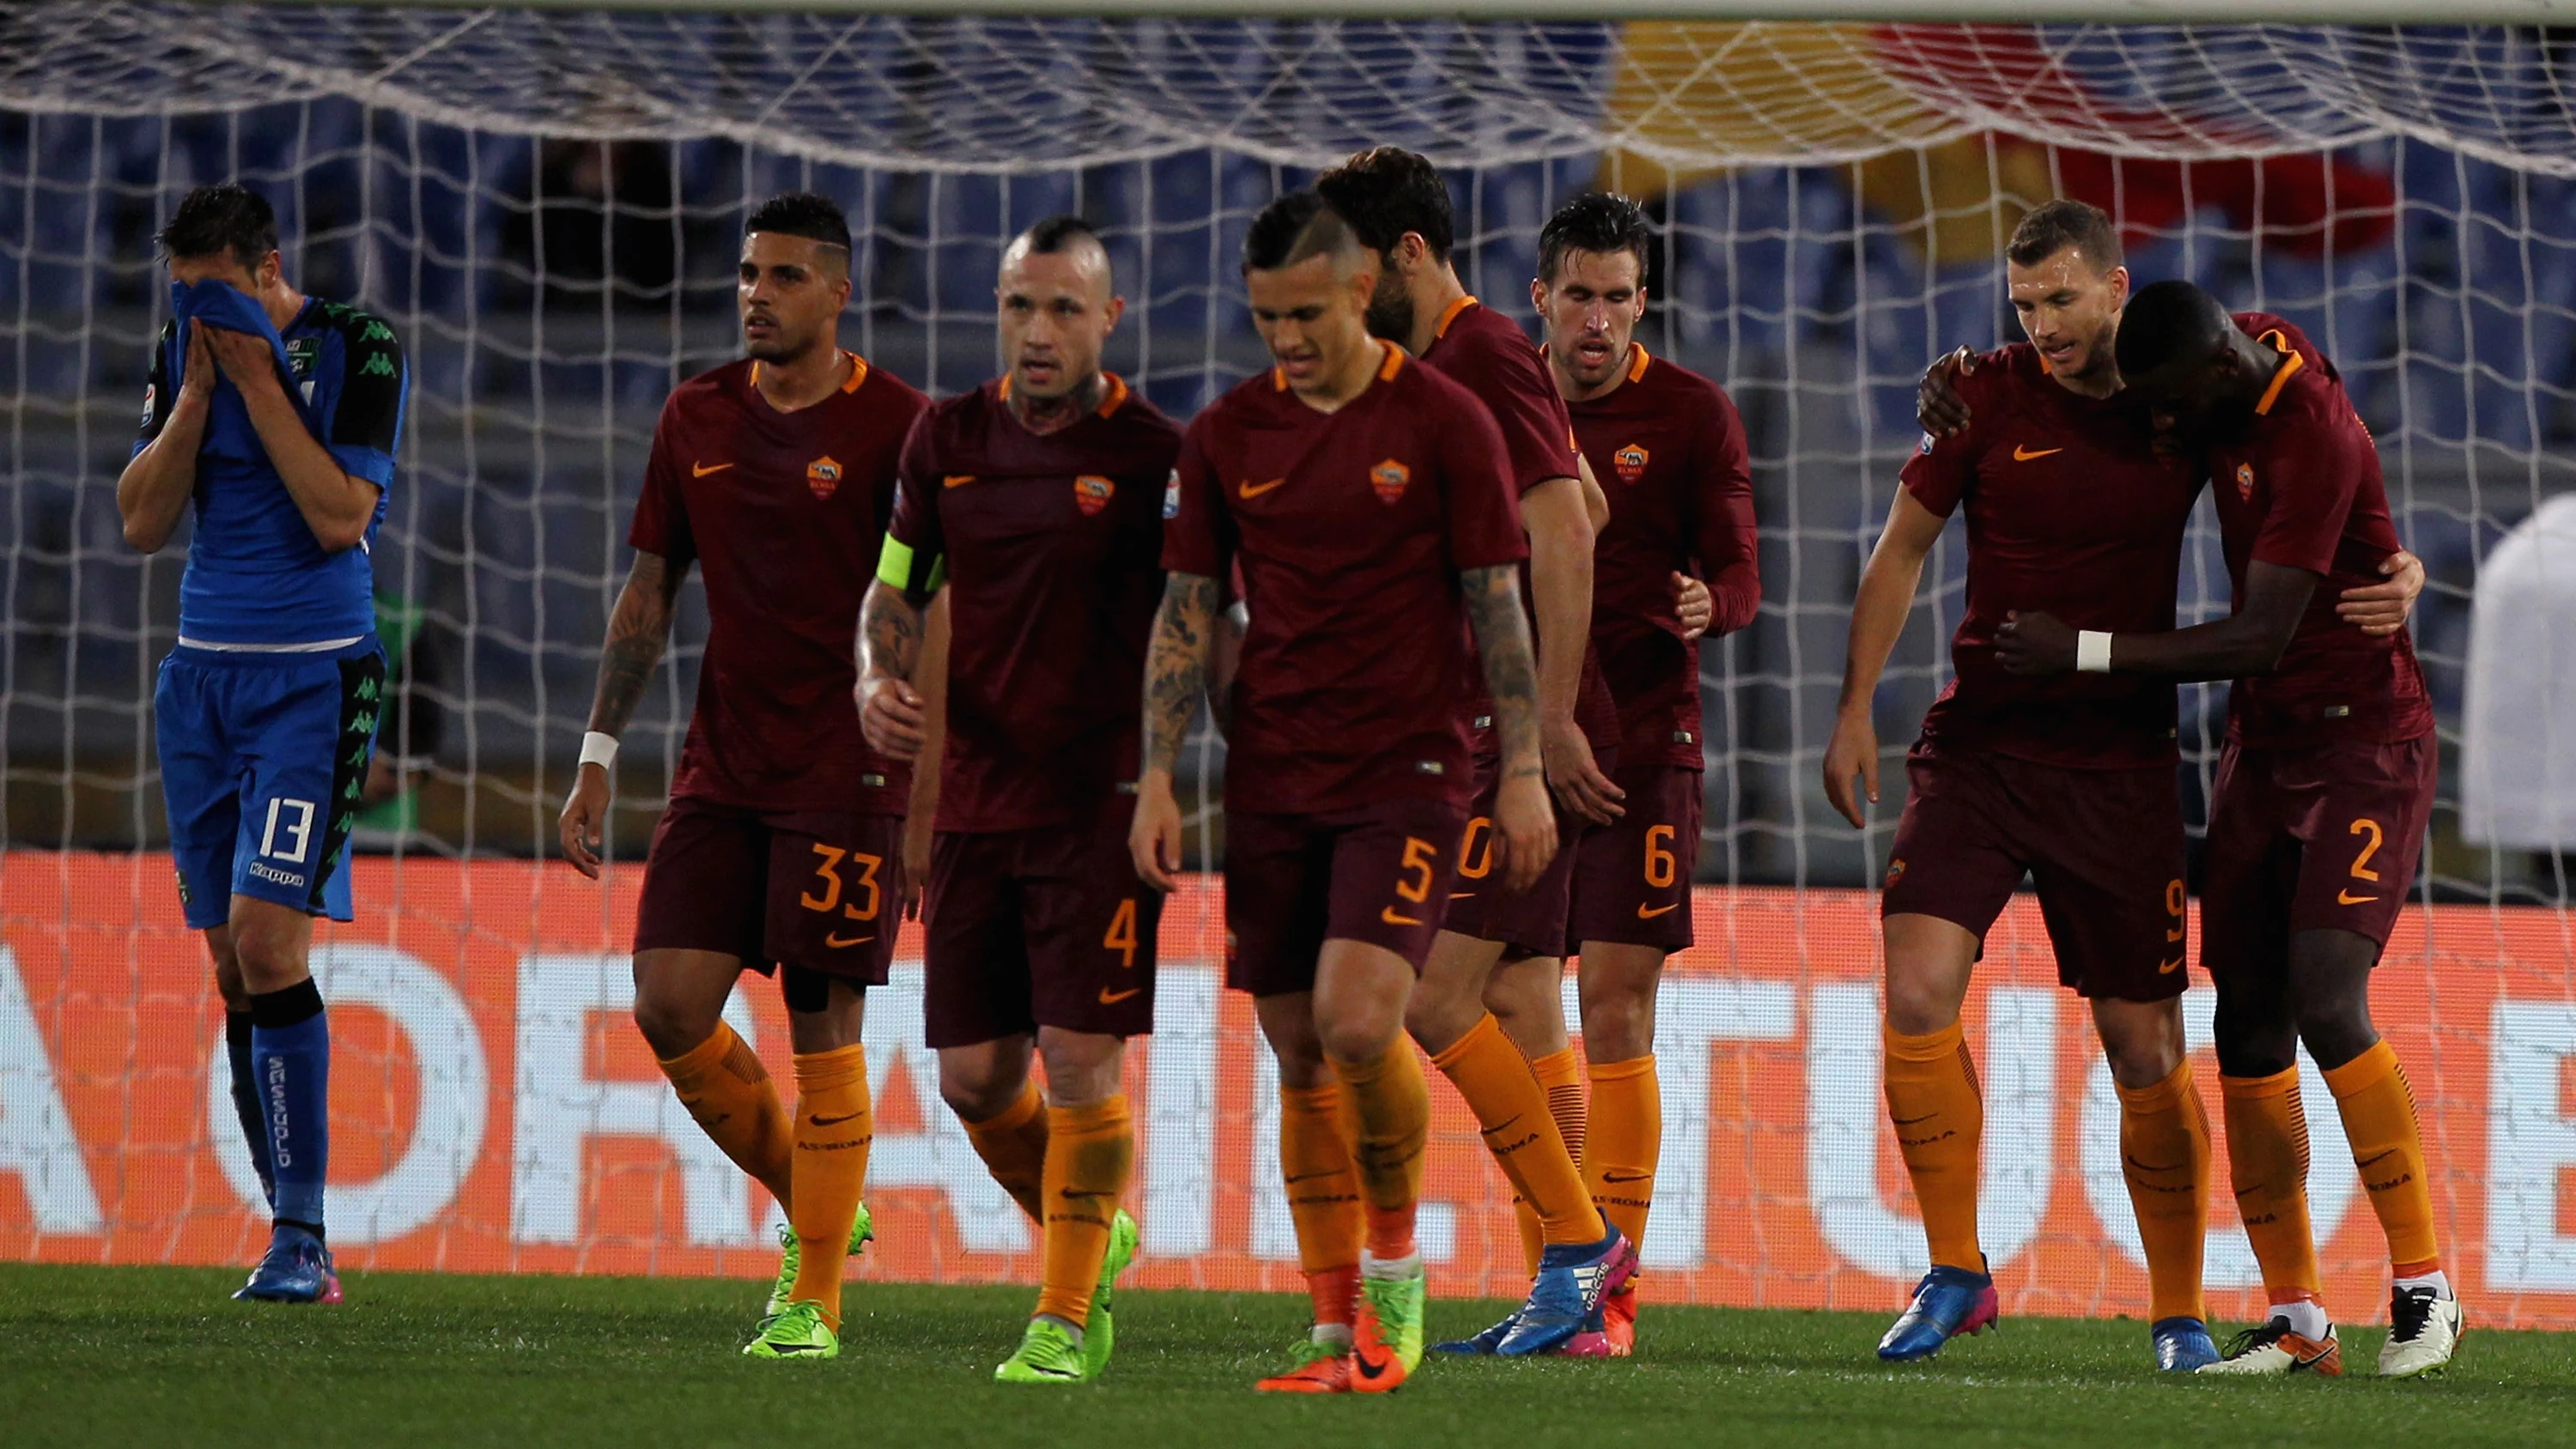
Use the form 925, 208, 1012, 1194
135, 285, 406, 650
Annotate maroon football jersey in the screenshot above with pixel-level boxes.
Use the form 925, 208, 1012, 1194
1899, 343, 2204, 770
1416, 296, 1619, 754
627, 353, 926, 813
2209, 315, 2433, 749
1163, 343, 1528, 815
1567, 344, 1761, 770
883, 373, 1182, 831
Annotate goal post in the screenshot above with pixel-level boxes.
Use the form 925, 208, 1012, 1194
2, 5, 2572, 1323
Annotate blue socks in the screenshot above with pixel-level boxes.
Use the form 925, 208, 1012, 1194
247, 979, 329, 1237
223, 1011, 276, 1209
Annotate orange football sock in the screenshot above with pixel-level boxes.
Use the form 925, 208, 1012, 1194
1279, 1082, 1366, 1277
655, 1022, 794, 1212
1306, 1264, 1360, 1335
2116, 1059, 2211, 1325
784, 1045, 872, 1329
962, 1076, 1051, 1223
1882, 1022, 1984, 1273
1583, 1054, 1661, 1252
1331, 1042, 1429, 1261
2219, 1068, 2324, 1307
1431, 1015, 1607, 1247
2322, 1040, 2442, 1274
1508, 1046, 1590, 1272
1033, 1095, 1134, 1329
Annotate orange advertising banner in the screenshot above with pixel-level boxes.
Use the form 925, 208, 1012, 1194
3, 851, 2572, 1329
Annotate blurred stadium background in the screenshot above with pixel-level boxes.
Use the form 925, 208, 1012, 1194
2, 5, 2573, 1322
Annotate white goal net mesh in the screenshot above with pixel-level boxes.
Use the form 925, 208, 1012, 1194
2, 6, 2572, 1325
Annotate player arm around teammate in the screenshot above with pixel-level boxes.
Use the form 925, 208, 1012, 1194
557, 194, 923, 1362
119, 185, 406, 1307
864, 217, 1169, 1385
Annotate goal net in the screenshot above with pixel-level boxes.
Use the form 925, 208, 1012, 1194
3, 5, 2572, 1326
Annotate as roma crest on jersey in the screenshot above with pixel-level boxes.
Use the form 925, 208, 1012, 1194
1614, 444, 1649, 485
2234, 461, 2256, 501
1073, 475, 1115, 516
1370, 458, 1411, 505
806, 455, 843, 500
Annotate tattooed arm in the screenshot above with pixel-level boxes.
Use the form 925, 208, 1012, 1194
1462, 562, 1559, 894
1129, 571, 1219, 892
857, 578, 930, 758
559, 549, 684, 877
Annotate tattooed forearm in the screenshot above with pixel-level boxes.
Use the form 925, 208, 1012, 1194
859, 579, 924, 684
1141, 572, 1219, 774
587, 549, 680, 737
1461, 564, 1542, 774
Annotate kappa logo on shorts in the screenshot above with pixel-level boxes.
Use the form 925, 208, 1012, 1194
2236, 461, 2257, 500
1370, 458, 1411, 505
806, 455, 843, 500
1614, 444, 1649, 484
1073, 475, 1115, 516
1885, 858, 1907, 887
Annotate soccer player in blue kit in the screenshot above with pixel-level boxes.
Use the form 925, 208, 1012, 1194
116, 184, 407, 1304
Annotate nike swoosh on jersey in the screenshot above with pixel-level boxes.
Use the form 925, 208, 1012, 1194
1381, 906, 1423, 927
2159, 956, 2184, 973
824, 931, 874, 949
1099, 986, 1143, 1005
2012, 445, 2063, 461
2336, 889, 2380, 905
692, 461, 733, 476
943, 474, 976, 488
1239, 477, 1285, 498
1637, 902, 1680, 919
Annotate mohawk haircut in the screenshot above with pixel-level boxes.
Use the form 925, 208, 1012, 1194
1539, 192, 1654, 283
1313, 146, 1454, 263
1018, 214, 1100, 255
156, 183, 279, 272
2007, 198, 2123, 276
2113, 278, 2234, 378
1242, 190, 1364, 274
745, 191, 854, 258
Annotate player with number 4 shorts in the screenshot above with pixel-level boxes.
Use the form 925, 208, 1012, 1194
1133, 191, 1558, 1394
558, 194, 925, 1362
860, 216, 1178, 1385
2005, 285, 2458, 1379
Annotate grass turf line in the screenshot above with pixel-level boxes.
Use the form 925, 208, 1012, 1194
1, 1264, 2568, 1448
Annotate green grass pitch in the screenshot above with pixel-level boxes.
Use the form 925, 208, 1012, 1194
3, 1264, 2569, 1447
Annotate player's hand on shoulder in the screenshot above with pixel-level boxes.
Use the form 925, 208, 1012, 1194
1821, 708, 1880, 830
1127, 774, 1186, 894
1917, 346, 1977, 439
1493, 764, 1560, 894
202, 323, 280, 396
1540, 717, 1625, 826
856, 673, 926, 760
558, 763, 611, 879
2336, 549, 2422, 637
1672, 572, 1712, 641
1993, 609, 2077, 676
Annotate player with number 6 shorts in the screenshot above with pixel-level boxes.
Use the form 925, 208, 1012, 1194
859, 215, 1181, 1386
556, 193, 926, 1363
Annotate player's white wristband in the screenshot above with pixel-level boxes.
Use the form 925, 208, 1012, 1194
2075, 631, 2114, 674
579, 731, 620, 772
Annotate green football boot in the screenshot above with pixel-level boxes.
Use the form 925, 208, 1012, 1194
1082, 1209, 1140, 1380
765, 1203, 874, 1319
994, 1316, 1089, 1385
742, 1300, 838, 1361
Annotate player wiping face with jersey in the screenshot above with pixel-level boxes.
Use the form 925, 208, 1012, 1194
118, 181, 408, 1307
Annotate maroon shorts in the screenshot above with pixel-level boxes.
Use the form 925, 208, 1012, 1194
2202, 734, 2435, 975
1224, 795, 1469, 997
1569, 763, 1702, 952
633, 796, 900, 984
1440, 753, 1596, 961
921, 799, 1158, 1049
1880, 743, 2189, 1002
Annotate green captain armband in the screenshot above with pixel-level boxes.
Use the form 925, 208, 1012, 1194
875, 535, 945, 597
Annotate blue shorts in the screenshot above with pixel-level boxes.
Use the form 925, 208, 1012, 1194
155, 642, 386, 931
